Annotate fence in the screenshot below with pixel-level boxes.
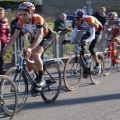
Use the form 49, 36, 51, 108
11, 30, 110, 65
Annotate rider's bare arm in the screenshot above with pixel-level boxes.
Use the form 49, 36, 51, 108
4, 29, 20, 50
29, 27, 43, 50
113, 27, 120, 42
99, 25, 108, 42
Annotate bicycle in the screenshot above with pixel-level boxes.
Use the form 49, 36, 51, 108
5, 50, 62, 115
0, 75, 18, 120
63, 40, 105, 91
103, 39, 120, 76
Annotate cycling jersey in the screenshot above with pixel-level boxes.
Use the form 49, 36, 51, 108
104, 18, 120, 36
15, 14, 52, 38
70, 15, 103, 42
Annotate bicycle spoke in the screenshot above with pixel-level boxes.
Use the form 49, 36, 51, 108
41, 62, 61, 103
63, 55, 83, 91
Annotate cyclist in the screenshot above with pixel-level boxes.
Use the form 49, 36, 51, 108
1, 2, 53, 89
69, 9, 103, 74
98, 12, 120, 59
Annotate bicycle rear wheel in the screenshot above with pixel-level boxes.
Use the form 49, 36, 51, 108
103, 48, 112, 76
117, 60, 120, 71
63, 55, 83, 91
117, 50, 120, 71
41, 61, 62, 103
0, 75, 18, 120
5, 67, 28, 115
90, 52, 104, 84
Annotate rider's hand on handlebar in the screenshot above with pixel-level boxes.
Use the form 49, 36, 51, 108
25, 48, 32, 58
82, 39, 87, 45
62, 40, 70, 44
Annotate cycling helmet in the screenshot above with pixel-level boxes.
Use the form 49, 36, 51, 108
74, 9, 85, 18
107, 12, 118, 20
18, 2, 35, 11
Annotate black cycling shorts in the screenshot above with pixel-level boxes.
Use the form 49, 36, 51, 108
81, 31, 100, 55
39, 35, 53, 51
31, 35, 53, 51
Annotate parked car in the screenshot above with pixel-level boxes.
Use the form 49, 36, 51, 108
67, 15, 74, 24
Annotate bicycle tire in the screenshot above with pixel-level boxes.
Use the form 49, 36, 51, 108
0, 75, 18, 120
117, 50, 120, 71
5, 67, 28, 115
63, 55, 83, 91
41, 61, 62, 103
117, 62, 120, 71
90, 52, 104, 84
103, 48, 112, 76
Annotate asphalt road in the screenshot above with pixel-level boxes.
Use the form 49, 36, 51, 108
1, 66, 120, 120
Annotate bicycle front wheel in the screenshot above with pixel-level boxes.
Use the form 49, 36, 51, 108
5, 67, 28, 115
90, 52, 104, 84
0, 75, 18, 120
103, 48, 112, 76
41, 61, 62, 103
63, 55, 83, 91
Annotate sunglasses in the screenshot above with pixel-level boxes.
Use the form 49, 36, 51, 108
108, 19, 116, 21
74, 17, 82, 21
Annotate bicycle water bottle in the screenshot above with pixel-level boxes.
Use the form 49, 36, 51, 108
28, 68, 35, 79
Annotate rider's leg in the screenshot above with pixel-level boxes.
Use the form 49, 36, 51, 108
89, 37, 101, 74
113, 36, 120, 59
89, 38, 99, 65
31, 45, 45, 86
31, 36, 53, 87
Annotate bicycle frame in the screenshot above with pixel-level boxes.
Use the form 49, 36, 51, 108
74, 41, 91, 73
110, 42, 120, 64
14, 55, 57, 91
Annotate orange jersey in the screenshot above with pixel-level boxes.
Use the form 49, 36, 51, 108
70, 15, 103, 42
84, 16, 103, 32
15, 14, 50, 37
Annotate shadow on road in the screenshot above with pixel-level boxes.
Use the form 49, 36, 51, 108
20, 93, 120, 110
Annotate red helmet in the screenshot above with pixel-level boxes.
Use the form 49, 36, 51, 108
74, 9, 85, 19
18, 2, 35, 11
107, 12, 118, 20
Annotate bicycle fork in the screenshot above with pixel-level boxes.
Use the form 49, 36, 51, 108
70, 56, 81, 74
11, 56, 24, 92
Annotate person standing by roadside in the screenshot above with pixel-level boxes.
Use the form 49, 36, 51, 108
10, 11, 21, 36
92, 7, 106, 26
0, 7, 10, 74
54, 13, 73, 33
10, 11, 26, 66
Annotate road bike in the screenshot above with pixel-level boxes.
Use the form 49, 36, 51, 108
5, 50, 62, 115
0, 75, 18, 120
103, 40, 120, 76
63, 40, 104, 91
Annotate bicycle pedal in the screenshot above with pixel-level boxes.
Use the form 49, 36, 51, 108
35, 86, 42, 91
33, 84, 42, 91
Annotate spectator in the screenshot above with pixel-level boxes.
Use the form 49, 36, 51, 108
10, 11, 21, 36
0, 7, 10, 74
54, 13, 73, 33
10, 11, 27, 65
92, 7, 106, 25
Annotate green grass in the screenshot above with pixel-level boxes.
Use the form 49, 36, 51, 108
48, 22, 54, 29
